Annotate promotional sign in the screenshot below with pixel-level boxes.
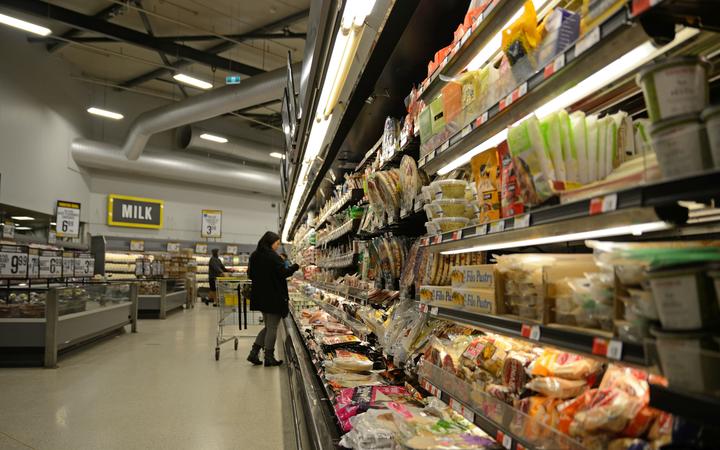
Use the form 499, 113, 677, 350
0, 245, 28, 278
62, 251, 75, 277
2, 221, 14, 240
56, 201, 81, 237
74, 253, 94, 277
39, 250, 62, 278
27, 249, 39, 279
167, 242, 181, 253
226, 245, 238, 255
201, 210, 222, 238
107, 195, 163, 229
195, 243, 208, 254
130, 240, 145, 252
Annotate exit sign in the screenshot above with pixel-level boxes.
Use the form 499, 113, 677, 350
226, 75, 241, 85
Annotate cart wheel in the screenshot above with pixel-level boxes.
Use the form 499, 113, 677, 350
215, 347, 220, 361
234, 338, 239, 351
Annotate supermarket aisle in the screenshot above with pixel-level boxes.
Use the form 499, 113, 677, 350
0, 306, 294, 450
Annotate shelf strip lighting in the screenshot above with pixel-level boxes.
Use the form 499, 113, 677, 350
11, 216, 34, 221
87, 107, 124, 120
441, 221, 671, 255
199, 133, 228, 143
173, 73, 213, 90
0, 13, 51, 36
437, 27, 699, 175
282, 0, 377, 243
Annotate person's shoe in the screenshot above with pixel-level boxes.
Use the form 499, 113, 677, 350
246, 344, 262, 366
212, 303, 218, 307
264, 351, 283, 367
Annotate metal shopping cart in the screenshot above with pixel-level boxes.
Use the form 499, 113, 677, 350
214, 277, 252, 361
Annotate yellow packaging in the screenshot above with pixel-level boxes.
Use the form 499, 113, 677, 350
452, 287, 496, 313
450, 265, 496, 288
471, 148, 501, 224
419, 285, 456, 305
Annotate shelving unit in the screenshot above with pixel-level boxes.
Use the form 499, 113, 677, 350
315, 189, 365, 229
315, 218, 361, 247
137, 279, 188, 319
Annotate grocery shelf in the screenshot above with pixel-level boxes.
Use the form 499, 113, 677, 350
309, 296, 372, 340
418, 0, 525, 103
310, 281, 369, 304
315, 218, 361, 247
315, 253, 357, 269
422, 169, 720, 252
417, 361, 586, 450
358, 209, 427, 240
315, 189, 365, 230
422, 302, 647, 365
632, 0, 720, 32
648, 384, 720, 426
420, 5, 649, 175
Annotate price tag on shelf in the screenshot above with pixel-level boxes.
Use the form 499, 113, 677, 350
592, 337, 622, 359
631, 0, 661, 16
0, 246, 28, 278
575, 26, 600, 57
475, 111, 489, 127
430, 306, 439, 316
419, 303, 429, 313
453, 41, 461, 54
514, 214, 530, 229
489, 220, 505, 234
477, 224, 488, 236
496, 431, 512, 449
427, 150, 436, 162
432, 235, 442, 245
517, 444, 527, 450
461, 28, 472, 45
451, 230, 461, 241
521, 324, 541, 341
589, 193, 618, 215
544, 53, 566, 78
607, 340, 624, 360
460, 124, 472, 139
39, 255, 62, 278
439, 141, 450, 153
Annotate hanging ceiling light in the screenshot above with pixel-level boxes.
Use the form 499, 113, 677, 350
199, 133, 228, 143
173, 73, 213, 89
87, 107, 124, 120
0, 12, 51, 36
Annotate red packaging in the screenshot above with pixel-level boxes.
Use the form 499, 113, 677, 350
498, 141, 525, 218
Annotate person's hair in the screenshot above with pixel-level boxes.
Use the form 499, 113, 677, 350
257, 231, 281, 251
211, 248, 219, 256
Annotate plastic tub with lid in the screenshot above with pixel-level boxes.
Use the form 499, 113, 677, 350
701, 105, 720, 168
430, 179, 467, 199
637, 55, 710, 122
423, 204, 439, 221
431, 198, 468, 217
649, 114, 712, 179
626, 288, 659, 320
651, 327, 720, 394
431, 216, 469, 233
648, 263, 720, 330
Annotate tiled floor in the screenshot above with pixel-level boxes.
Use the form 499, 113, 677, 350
0, 305, 294, 450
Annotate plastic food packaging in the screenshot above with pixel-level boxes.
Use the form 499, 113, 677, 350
431, 198, 468, 217
586, 114, 599, 182
649, 114, 713, 179
651, 327, 720, 394
558, 110, 578, 182
497, 141, 525, 218
419, 285, 455, 305
625, 288, 659, 320
648, 263, 720, 330
526, 376, 589, 398
430, 96, 446, 136
501, 0, 541, 65
471, 148, 501, 224
541, 112, 567, 181
400, 155, 423, 213
502, 351, 535, 392
701, 104, 720, 168
570, 111, 589, 183
531, 348, 602, 380
332, 349, 375, 372
431, 216, 469, 233
636, 56, 710, 122
430, 179, 468, 199
508, 115, 556, 204
596, 116, 610, 180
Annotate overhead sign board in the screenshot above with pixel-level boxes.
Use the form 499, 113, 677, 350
167, 242, 181, 253
195, 243, 208, 254
2, 222, 14, 240
201, 210, 222, 238
108, 195, 163, 229
226, 245, 238, 255
56, 200, 81, 237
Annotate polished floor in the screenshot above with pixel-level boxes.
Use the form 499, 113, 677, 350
0, 305, 294, 450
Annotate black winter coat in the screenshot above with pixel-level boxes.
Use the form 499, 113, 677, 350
247, 248, 299, 317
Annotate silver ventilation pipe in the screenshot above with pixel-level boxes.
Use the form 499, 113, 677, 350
71, 139, 281, 197
121, 65, 294, 160
178, 126, 279, 166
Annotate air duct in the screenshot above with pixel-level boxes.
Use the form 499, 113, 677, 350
178, 126, 279, 166
71, 139, 280, 196
76, 63, 298, 161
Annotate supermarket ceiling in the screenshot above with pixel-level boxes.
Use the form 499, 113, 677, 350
0, 0, 309, 126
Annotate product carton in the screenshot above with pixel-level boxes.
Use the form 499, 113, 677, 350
419, 285, 456, 305
450, 264, 496, 288
452, 287, 496, 314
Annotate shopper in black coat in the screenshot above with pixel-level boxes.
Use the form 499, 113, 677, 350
246, 231, 299, 366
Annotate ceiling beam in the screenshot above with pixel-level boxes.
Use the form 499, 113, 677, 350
119, 8, 309, 89
30, 32, 307, 44
46, 2, 129, 53
0, 0, 263, 75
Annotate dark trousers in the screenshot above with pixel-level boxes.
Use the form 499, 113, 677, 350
253, 312, 281, 353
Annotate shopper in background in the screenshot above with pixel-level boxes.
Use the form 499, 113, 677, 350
207, 248, 228, 307
246, 231, 299, 366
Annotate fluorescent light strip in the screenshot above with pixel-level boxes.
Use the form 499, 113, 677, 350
173, 73, 213, 89
11, 216, 34, 221
441, 221, 671, 255
15, 226, 32, 231
281, 0, 377, 242
87, 107, 124, 120
0, 13, 51, 36
438, 28, 700, 175
199, 133, 228, 143
270, 152, 286, 159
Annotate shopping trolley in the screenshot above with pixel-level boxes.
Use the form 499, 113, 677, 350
214, 277, 251, 361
